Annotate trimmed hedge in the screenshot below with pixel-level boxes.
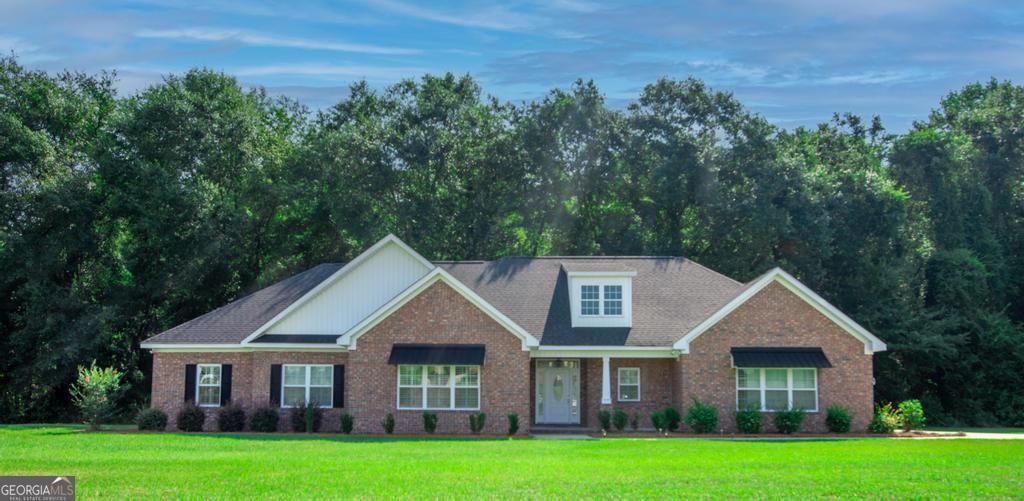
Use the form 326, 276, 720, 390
136, 408, 168, 431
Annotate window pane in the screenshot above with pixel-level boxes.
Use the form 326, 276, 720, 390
604, 300, 622, 315
765, 369, 788, 389
310, 366, 332, 386
793, 390, 816, 410
284, 366, 306, 385
581, 285, 599, 299
619, 368, 639, 385
765, 390, 788, 410
619, 384, 639, 401
427, 387, 450, 408
199, 365, 220, 385
737, 389, 761, 409
581, 300, 599, 315
737, 369, 759, 389
455, 388, 478, 409
427, 366, 450, 385
198, 386, 219, 406
792, 369, 815, 389
454, 366, 479, 387
604, 285, 623, 315
399, 366, 422, 386
309, 387, 332, 407
399, 387, 422, 408
283, 387, 305, 407
581, 285, 600, 315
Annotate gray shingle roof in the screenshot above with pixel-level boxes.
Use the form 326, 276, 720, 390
144, 256, 747, 347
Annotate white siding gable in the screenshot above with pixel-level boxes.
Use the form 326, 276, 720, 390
267, 241, 432, 336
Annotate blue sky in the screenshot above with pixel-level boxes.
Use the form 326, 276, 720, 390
2, 0, 1022, 130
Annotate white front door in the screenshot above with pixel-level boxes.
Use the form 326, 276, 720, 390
536, 360, 580, 424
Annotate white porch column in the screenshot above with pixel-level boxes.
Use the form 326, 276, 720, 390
601, 356, 612, 405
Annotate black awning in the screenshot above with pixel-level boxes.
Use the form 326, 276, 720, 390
731, 347, 832, 368
251, 334, 338, 344
387, 344, 486, 365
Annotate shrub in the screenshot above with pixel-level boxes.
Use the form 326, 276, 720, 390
612, 408, 628, 431
507, 413, 519, 436
423, 412, 438, 433
340, 413, 354, 434
630, 413, 639, 431
136, 408, 168, 431
735, 408, 762, 434
663, 406, 681, 432
250, 406, 280, 432
289, 401, 323, 433
382, 413, 395, 434
650, 410, 665, 432
685, 399, 718, 434
898, 399, 925, 431
70, 362, 128, 431
773, 408, 805, 434
216, 403, 246, 432
469, 412, 486, 434
597, 410, 612, 431
176, 402, 206, 432
868, 403, 900, 434
825, 405, 853, 433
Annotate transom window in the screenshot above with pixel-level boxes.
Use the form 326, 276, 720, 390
398, 365, 480, 410
736, 368, 817, 412
580, 284, 623, 316
197, 364, 221, 407
617, 367, 640, 401
282, 364, 333, 408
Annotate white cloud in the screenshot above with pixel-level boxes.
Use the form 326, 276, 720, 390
232, 63, 427, 81
135, 27, 421, 55
365, 0, 538, 31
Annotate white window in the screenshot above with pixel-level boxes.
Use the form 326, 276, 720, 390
197, 364, 221, 407
581, 285, 600, 315
604, 285, 623, 315
282, 364, 333, 408
579, 284, 624, 317
736, 368, 818, 412
617, 367, 640, 401
397, 365, 480, 410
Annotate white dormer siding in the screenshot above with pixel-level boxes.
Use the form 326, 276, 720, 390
567, 271, 635, 328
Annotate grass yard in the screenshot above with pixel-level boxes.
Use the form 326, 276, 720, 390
2, 426, 1023, 498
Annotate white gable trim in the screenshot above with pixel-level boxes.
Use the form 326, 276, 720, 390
673, 268, 887, 355
338, 267, 540, 351
239, 235, 434, 345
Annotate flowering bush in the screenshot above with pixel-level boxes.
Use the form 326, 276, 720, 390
70, 362, 128, 431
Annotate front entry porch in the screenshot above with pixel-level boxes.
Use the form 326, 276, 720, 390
534, 359, 582, 425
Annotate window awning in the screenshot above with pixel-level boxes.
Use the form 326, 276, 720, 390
387, 344, 486, 365
730, 347, 832, 368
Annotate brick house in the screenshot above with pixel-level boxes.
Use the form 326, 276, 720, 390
142, 235, 886, 434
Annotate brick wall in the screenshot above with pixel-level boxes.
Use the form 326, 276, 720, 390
676, 281, 874, 433
346, 280, 531, 434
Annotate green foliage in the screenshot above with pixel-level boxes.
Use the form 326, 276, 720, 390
176, 402, 205, 432
597, 410, 612, 431
899, 400, 926, 431
340, 413, 354, 434
423, 412, 438, 434
735, 408, 763, 434
468, 412, 486, 434
663, 407, 682, 432
136, 408, 167, 431
774, 409, 806, 434
506, 413, 519, 436
630, 413, 639, 431
826, 405, 853, 433
612, 408, 628, 431
869, 403, 901, 434
382, 413, 395, 434
685, 398, 718, 434
217, 404, 246, 432
70, 362, 128, 430
290, 401, 322, 433
650, 411, 665, 432
250, 406, 279, 433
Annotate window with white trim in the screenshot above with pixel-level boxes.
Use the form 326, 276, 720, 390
580, 284, 624, 316
398, 365, 480, 410
736, 368, 817, 412
197, 364, 221, 407
617, 367, 640, 401
282, 364, 333, 408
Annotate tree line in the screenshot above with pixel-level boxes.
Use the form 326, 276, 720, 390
1, 56, 1022, 426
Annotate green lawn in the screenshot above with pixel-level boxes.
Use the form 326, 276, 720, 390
2, 426, 1023, 498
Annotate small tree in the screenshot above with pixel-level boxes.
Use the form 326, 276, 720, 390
612, 408, 629, 431
506, 413, 519, 436
70, 362, 128, 431
340, 413, 354, 434
898, 400, 925, 431
685, 398, 718, 434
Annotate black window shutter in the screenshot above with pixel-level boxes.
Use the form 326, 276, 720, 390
220, 364, 233, 406
184, 364, 197, 403
333, 365, 345, 408
270, 364, 282, 406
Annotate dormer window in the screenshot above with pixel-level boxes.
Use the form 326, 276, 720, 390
580, 284, 623, 317
564, 266, 635, 328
